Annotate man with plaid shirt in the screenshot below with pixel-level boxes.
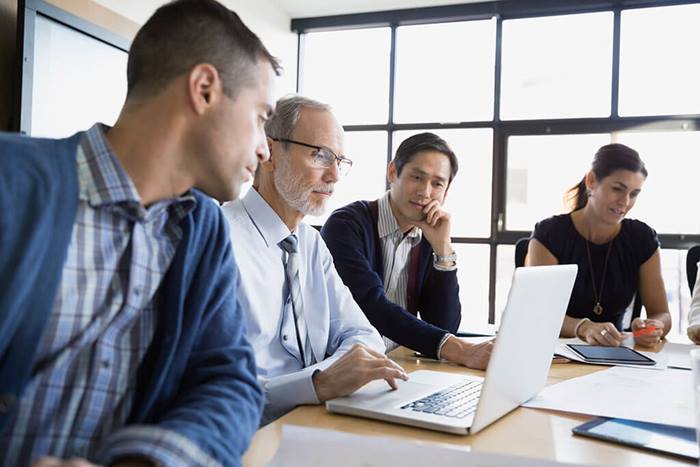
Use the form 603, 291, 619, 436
0, 1, 279, 466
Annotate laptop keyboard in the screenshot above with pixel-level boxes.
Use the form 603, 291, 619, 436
400, 379, 482, 419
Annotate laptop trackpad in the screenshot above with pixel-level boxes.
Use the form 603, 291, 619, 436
344, 379, 437, 410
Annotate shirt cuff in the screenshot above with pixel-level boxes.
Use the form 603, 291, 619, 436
432, 259, 457, 272
436, 333, 453, 359
383, 336, 400, 354
260, 367, 320, 425
97, 425, 221, 467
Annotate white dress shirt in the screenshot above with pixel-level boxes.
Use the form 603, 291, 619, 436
222, 188, 385, 424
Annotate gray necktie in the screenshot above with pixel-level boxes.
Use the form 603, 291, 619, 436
279, 234, 315, 367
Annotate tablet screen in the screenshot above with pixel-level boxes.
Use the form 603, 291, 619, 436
567, 344, 654, 363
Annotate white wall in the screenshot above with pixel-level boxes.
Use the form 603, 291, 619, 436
93, 0, 297, 96
225, 0, 297, 95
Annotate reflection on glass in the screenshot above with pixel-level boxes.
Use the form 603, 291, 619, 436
619, 4, 700, 116
392, 129, 493, 238
658, 249, 689, 337
306, 131, 388, 226
31, 16, 127, 138
614, 131, 700, 234
301, 28, 390, 125
495, 245, 515, 327
453, 244, 490, 332
500, 12, 612, 120
394, 19, 496, 124
506, 134, 610, 231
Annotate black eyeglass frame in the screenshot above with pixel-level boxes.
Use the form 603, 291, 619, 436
271, 137, 353, 175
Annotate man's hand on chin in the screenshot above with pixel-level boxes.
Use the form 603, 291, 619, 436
414, 200, 454, 260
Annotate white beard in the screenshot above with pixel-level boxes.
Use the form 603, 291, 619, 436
273, 155, 332, 216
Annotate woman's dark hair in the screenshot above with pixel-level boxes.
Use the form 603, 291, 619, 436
393, 132, 458, 184
566, 143, 648, 211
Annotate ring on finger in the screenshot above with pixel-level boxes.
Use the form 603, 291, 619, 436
600, 329, 608, 337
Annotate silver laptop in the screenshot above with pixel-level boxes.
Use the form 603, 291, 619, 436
326, 264, 578, 434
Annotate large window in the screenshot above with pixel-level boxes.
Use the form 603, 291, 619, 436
393, 20, 496, 123
500, 12, 613, 120
619, 4, 700, 116
294, 1, 700, 334
302, 27, 391, 126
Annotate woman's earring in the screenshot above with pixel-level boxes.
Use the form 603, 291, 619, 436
586, 189, 592, 197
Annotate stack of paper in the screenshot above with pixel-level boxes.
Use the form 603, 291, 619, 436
524, 366, 694, 428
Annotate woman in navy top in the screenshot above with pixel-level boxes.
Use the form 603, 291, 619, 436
526, 143, 671, 347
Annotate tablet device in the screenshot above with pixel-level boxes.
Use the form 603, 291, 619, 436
572, 417, 698, 461
566, 344, 656, 365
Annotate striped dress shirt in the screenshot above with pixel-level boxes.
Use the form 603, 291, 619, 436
377, 191, 453, 357
377, 191, 422, 352
0, 124, 200, 466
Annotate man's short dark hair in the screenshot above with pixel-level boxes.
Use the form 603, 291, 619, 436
393, 132, 458, 184
126, 0, 281, 99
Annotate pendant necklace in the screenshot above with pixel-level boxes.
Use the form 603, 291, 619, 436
584, 235, 614, 316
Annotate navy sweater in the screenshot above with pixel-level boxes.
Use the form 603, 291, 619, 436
0, 131, 262, 466
321, 201, 461, 358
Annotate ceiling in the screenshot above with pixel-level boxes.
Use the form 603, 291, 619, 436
272, 0, 493, 18
94, 0, 494, 25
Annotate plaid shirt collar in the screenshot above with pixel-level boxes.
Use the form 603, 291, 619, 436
78, 124, 196, 221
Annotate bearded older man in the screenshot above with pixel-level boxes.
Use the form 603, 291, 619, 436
222, 95, 407, 425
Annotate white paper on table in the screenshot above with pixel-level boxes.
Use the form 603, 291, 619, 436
524, 365, 694, 428
555, 337, 669, 370
660, 342, 698, 370
267, 425, 595, 467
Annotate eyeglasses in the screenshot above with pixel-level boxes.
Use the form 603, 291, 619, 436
271, 137, 353, 176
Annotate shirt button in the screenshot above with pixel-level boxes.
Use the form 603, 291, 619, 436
102, 359, 110, 368
283, 334, 288, 341
133, 288, 142, 296
0, 394, 16, 413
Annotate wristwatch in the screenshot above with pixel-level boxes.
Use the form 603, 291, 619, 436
433, 251, 457, 265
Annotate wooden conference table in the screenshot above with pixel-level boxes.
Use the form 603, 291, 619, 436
243, 342, 693, 467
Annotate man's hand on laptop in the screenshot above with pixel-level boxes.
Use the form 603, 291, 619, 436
440, 336, 494, 370
312, 344, 408, 402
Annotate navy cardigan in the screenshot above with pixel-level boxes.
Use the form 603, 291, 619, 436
0, 131, 262, 466
321, 201, 461, 358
